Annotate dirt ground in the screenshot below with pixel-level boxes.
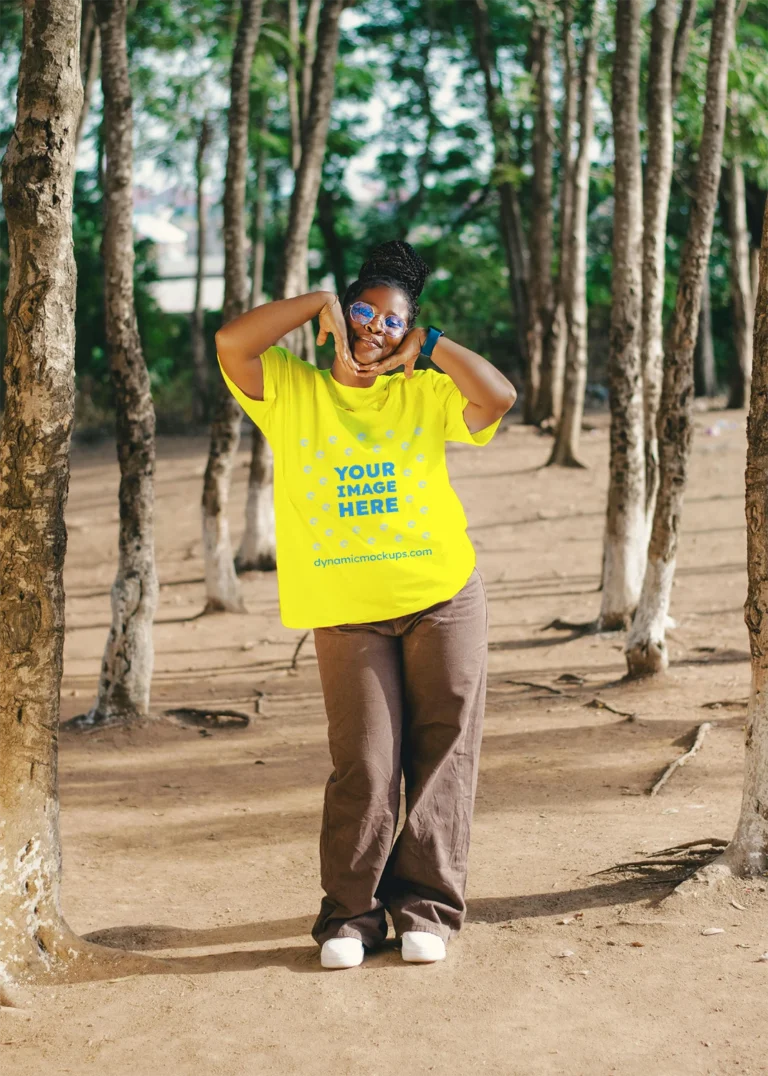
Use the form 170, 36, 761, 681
3, 409, 767, 1076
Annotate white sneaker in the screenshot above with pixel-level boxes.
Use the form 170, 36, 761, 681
401, 931, 447, 963
320, 937, 364, 969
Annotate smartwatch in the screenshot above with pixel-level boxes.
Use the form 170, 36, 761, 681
418, 325, 444, 362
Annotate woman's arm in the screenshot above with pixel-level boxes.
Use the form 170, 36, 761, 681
430, 335, 517, 433
365, 329, 517, 433
214, 291, 335, 400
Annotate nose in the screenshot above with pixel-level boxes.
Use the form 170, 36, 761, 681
365, 314, 385, 332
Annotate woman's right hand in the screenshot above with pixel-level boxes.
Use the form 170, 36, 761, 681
316, 296, 358, 375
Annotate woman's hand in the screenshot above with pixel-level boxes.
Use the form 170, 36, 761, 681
316, 295, 359, 375
363, 327, 427, 380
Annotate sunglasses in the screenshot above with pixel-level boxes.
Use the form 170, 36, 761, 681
348, 301, 407, 338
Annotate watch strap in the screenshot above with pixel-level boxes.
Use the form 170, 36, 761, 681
418, 325, 444, 361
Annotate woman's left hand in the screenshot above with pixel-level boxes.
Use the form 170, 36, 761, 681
363, 327, 426, 379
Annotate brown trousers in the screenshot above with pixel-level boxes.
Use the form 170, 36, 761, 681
311, 568, 488, 947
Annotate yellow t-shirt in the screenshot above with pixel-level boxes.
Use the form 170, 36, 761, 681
219, 346, 500, 629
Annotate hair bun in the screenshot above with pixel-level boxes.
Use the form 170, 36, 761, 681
358, 240, 431, 300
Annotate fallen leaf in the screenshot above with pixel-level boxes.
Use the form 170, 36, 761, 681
630, 941, 644, 948
557, 949, 575, 958
557, 917, 576, 925
730, 899, 746, 911
701, 928, 725, 936
757, 952, 768, 962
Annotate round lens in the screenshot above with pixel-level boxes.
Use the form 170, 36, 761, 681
383, 316, 406, 337
349, 302, 373, 324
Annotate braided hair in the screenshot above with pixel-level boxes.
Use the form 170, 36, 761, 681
341, 240, 431, 329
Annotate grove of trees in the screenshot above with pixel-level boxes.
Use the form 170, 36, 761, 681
2, 0, 768, 988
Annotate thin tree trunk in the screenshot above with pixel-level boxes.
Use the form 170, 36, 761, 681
695, 263, 717, 395
235, 431, 276, 571
715, 193, 768, 875
599, 0, 646, 631
86, 0, 158, 725
318, 184, 348, 298
0, 0, 86, 987
75, 0, 99, 153
671, 0, 698, 100
192, 113, 212, 425
543, 0, 577, 432
727, 155, 754, 409
249, 106, 269, 309
299, 0, 322, 134
201, 0, 263, 612
287, 0, 302, 173
548, 2, 597, 468
642, 0, 681, 529
625, 0, 734, 677
471, 0, 530, 382
275, 0, 343, 319
529, 9, 557, 426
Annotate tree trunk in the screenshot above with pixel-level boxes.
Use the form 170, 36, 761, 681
84, 0, 159, 726
235, 430, 276, 571
642, 0, 679, 529
249, 106, 269, 309
287, 0, 302, 174
670, 0, 698, 100
625, 0, 734, 677
529, 10, 557, 426
695, 264, 717, 396
201, 0, 263, 613
715, 193, 768, 875
599, 0, 646, 631
237, 1, 342, 575
543, 0, 577, 433
191, 113, 212, 425
317, 184, 348, 299
726, 155, 754, 409
0, 0, 86, 988
75, 0, 99, 153
548, 2, 598, 468
275, 0, 344, 304
471, 0, 530, 383
299, 0, 322, 135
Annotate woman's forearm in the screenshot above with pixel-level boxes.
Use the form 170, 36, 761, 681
215, 290, 335, 400
430, 335, 517, 427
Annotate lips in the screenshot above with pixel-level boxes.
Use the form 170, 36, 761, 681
357, 336, 382, 351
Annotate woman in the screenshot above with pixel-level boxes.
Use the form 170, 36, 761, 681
216, 240, 516, 969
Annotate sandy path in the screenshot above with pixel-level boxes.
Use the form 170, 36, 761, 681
3, 412, 767, 1076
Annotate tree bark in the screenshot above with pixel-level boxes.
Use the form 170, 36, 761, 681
716, 193, 768, 874
275, 0, 344, 304
0, 0, 85, 987
471, 0, 530, 383
299, 0, 322, 135
642, 0, 682, 528
201, 0, 263, 612
83, 0, 158, 726
75, 0, 99, 154
191, 113, 212, 425
318, 184, 348, 298
625, 0, 734, 677
542, 0, 577, 432
726, 155, 754, 409
287, 0, 302, 174
548, 2, 598, 468
599, 0, 646, 631
529, 9, 557, 426
695, 264, 717, 396
670, 0, 698, 100
249, 106, 269, 309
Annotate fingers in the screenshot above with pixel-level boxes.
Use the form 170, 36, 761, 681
317, 328, 327, 346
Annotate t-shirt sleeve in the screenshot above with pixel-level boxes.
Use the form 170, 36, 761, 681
217, 345, 296, 436
428, 369, 502, 446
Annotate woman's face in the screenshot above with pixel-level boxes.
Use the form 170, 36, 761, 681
345, 285, 411, 368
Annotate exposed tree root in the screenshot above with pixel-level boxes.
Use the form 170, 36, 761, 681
648, 721, 713, 796
584, 698, 638, 719
701, 698, 747, 711
290, 631, 311, 672
541, 617, 598, 634
594, 839, 729, 886
506, 679, 565, 696
164, 708, 250, 730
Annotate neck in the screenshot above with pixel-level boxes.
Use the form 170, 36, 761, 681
331, 357, 378, 388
